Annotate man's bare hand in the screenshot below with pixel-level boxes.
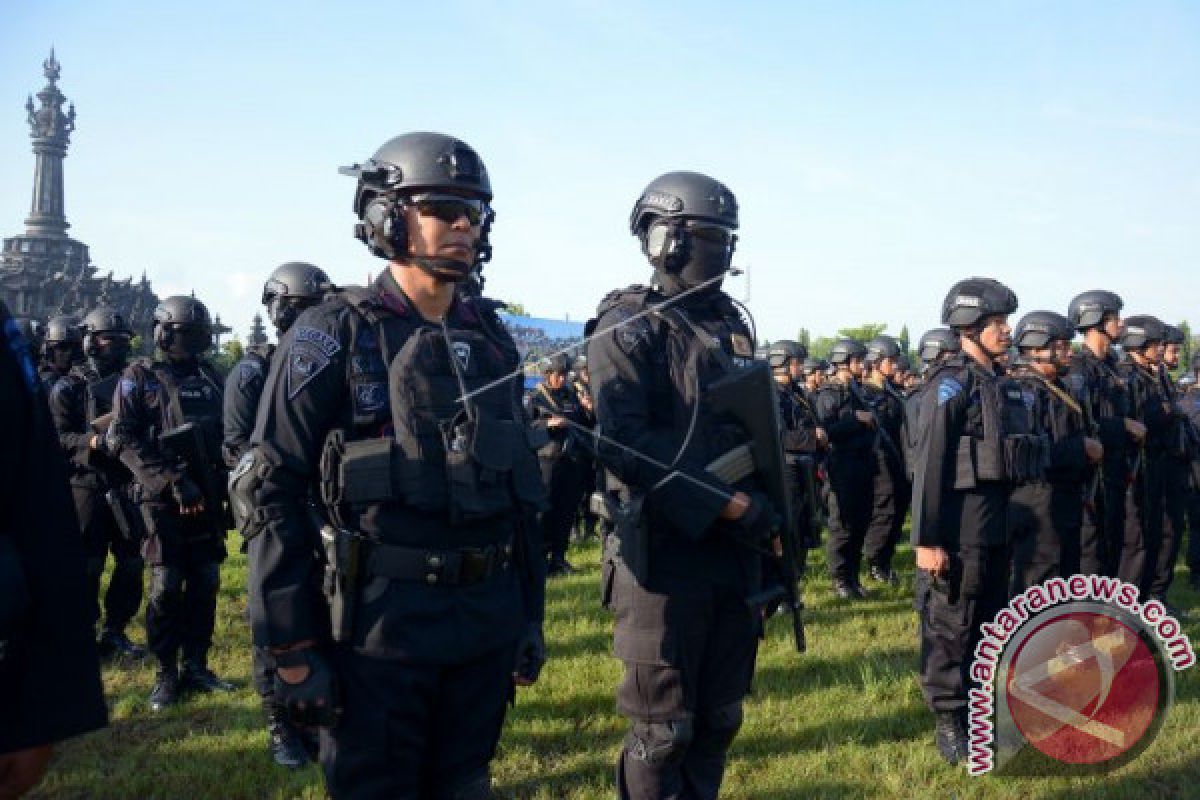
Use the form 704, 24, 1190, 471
1083, 437, 1104, 464
915, 546, 949, 576
855, 410, 876, 428
1125, 418, 1147, 442
546, 416, 568, 429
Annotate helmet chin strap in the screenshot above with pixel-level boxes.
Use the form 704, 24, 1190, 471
411, 256, 473, 283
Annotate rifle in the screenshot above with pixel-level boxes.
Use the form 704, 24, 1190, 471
160, 421, 232, 530
1076, 379, 1102, 513
707, 361, 806, 653
847, 379, 904, 468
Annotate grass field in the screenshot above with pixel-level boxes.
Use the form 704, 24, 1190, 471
30, 540, 1200, 799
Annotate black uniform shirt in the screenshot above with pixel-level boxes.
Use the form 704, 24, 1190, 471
1067, 347, 1132, 469
247, 270, 544, 662
1011, 367, 1089, 484
222, 345, 273, 468
587, 285, 763, 584
910, 354, 1011, 550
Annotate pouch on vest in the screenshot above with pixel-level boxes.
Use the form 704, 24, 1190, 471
442, 406, 519, 525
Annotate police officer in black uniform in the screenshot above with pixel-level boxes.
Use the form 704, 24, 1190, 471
1066, 290, 1146, 579
527, 352, 592, 576
223, 261, 330, 768
1007, 311, 1102, 592
816, 338, 877, 598
769, 340, 826, 571
110, 295, 234, 711
1148, 324, 1191, 606
800, 356, 827, 398
39, 314, 83, 390
1118, 316, 1174, 598
588, 171, 778, 799
861, 335, 910, 585
1181, 352, 1200, 590
48, 306, 147, 660
1, 299, 108, 797
244, 132, 547, 800
912, 278, 1041, 765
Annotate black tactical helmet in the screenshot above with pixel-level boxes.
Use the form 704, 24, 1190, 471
864, 335, 901, 364
767, 339, 808, 370
629, 171, 739, 236
571, 354, 588, 372
801, 357, 827, 375
262, 261, 333, 334
262, 262, 332, 305
941, 278, 1018, 328
1013, 311, 1073, 351
828, 338, 867, 366
1192, 350, 1200, 371
896, 353, 913, 373
1067, 290, 1123, 331
917, 327, 960, 364
44, 315, 82, 347
1119, 315, 1166, 351
541, 353, 570, 374
81, 306, 134, 358
1163, 324, 1184, 346
341, 132, 494, 269
153, 295, 213, 357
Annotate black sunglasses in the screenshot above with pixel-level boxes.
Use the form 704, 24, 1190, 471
409, 194, 489, 226
685, 221, 736, 246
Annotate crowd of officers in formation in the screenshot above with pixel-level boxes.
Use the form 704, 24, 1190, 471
3, 128, 1200, 800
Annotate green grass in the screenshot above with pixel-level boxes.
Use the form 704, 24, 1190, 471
31, 541, 1200, 799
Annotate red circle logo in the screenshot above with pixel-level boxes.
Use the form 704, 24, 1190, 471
1005, 611, 1159, 765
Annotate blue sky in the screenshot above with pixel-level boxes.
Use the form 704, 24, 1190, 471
1, 1, 1197, 344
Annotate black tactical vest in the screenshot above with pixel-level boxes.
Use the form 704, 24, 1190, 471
932, 357, 1046, 487
321, 289, 543, 531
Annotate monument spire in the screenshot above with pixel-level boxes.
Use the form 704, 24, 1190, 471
24, 48, 76, 237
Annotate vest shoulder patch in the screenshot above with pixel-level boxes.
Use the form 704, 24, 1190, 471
938, 377, 964, 406
287, 326, 342, 399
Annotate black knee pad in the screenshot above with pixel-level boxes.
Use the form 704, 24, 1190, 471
694, 701, 743, 754
626, 716, 694, 766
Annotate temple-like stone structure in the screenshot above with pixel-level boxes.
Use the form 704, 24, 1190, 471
0, 51, 159, 346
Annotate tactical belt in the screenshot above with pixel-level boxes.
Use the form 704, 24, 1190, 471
366, 541, 513, 586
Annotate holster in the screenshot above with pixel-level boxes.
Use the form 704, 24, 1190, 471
320, 525, 367, 644
105, 485, 145, 541
612, 490, 649, 584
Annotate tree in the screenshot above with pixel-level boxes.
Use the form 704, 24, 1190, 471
505, 302, 529, 316
796, 327, 811, 351
836, 323, 888, 343
898, 324, 911, 355
212, 336, 244, 376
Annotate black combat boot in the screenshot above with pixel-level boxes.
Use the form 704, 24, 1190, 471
181, 660, 236, 693
934, 710, 968, 766
98, 629, 147, 660
267, 709, 310, 769
149, 668, 180, 712
832, 579, 856, 600
868, 565, 899, 585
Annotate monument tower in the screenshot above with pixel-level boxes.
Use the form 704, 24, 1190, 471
0, 51, 158, 344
